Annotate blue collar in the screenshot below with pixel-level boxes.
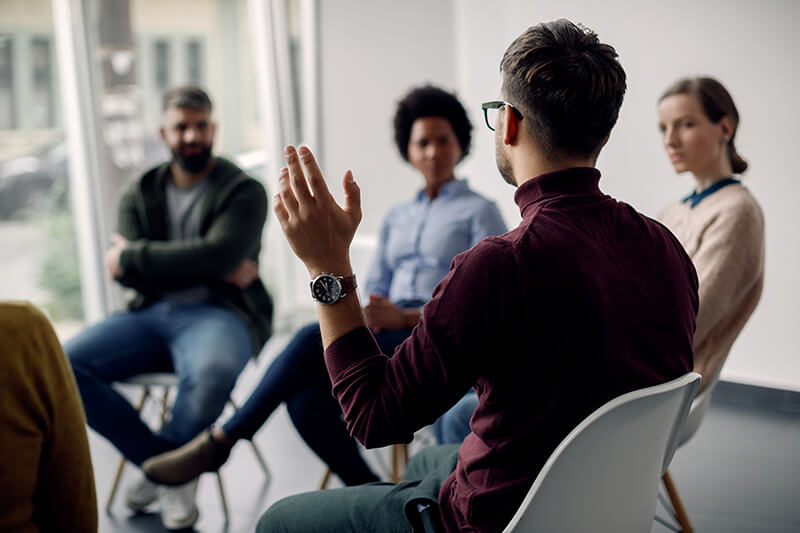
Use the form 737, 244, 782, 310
682, 177, 741, 208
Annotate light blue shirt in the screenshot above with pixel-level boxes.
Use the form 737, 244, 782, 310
364, 178, 507, 304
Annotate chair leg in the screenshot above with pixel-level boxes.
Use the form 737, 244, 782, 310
663, 470, 693, 533
106, 387, 149, 512
216, 471, 229, 520
391, 443, 408, 483
106, 457, 127, 513
319, 468, 332, 490
227, 396, 270, 478
248, 440, 270, 476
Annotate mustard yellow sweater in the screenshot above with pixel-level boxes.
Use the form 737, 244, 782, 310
0, 302, 97, 532
659, 183, 765, 392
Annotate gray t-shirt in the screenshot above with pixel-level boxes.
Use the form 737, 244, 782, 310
163, 177, 212, 302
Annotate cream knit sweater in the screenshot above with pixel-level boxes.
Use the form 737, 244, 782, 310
659, 183, 765, 392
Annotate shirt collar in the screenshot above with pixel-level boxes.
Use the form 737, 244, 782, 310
682, 177, 741, 208
415, 178, 469, 202
514, 167, 602, 216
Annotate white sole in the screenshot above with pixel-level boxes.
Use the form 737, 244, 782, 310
161, 507, 199, 530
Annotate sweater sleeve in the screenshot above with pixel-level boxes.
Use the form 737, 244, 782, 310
692, 200, 764, 353
120, 178, 267, 286
325, 239, 515, 448
0, 303, 98, 532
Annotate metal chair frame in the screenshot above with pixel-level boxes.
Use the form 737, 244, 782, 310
105, 373, 270, 519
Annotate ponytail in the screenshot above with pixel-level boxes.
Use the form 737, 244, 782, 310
728, 140, 748, 174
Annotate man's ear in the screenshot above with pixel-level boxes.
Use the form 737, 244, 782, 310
503, 105, 520, 145
159, 126, 167, 143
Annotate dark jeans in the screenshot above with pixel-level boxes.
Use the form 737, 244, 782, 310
66, 301, 253, 466
223, 322, 413, 486
256, 444, 460, 533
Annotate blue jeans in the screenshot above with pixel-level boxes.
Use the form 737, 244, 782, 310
432, 390, 478, 445
223, 322, 413, 486
66, 301, 253, 466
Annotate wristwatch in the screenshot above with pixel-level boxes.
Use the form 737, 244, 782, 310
310, 273, 357, 305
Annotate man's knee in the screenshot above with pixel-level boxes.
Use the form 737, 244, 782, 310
256, 495, 307, 533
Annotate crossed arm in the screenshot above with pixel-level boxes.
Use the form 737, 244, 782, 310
106, 179, 266, 290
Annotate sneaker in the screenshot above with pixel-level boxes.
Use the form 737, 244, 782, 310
125, 473, 158, 511
143, 429, 233, 486
159, 479, 199, 530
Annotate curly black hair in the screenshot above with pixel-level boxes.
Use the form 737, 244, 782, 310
393, 85, 472, 162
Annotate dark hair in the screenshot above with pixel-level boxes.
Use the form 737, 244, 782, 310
660, 77, 747, 174
162, 86, 213, 112
393, 85, 472, 162
500, 19, 627, 161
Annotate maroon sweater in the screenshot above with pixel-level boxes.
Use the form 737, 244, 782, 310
325, 167, 698, 532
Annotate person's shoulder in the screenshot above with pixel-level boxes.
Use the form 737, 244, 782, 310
703, 183, 764, 230
212, 156, 266, 193
383, 194, 418, 219
0, 301, 54, 337
453, 179, 494, 201
724, 182, 763, 216
123, 161, 169, 200
213, 156, 253, 181
454, 231, 516, 265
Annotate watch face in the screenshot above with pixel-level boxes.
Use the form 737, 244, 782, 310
312, 274, 343, 304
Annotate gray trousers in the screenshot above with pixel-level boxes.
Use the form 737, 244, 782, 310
256, 444, 460, 533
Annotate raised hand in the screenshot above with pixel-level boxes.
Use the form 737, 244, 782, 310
273, 146, 362, 276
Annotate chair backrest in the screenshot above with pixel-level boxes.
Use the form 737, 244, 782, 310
502, 372, 701, 533
676, 374, 719, 449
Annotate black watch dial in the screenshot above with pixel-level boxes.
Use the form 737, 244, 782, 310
312, 275, 343, 304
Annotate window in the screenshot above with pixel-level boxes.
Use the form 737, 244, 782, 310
187, 40, 202, 85
31, 38, 54, 128
154, 40, 169, 90
0, 35, 15, 129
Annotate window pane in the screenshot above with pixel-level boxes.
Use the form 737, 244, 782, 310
0, 2, 83, 338
153, 40, 169, 90
187, 40, 202, 85
31, 38, 54, 128
0, 35, 16, 129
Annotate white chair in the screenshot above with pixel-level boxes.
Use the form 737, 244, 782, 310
502, 372, 701, 533
105, 372, 270, 519
657, 376, 720, 532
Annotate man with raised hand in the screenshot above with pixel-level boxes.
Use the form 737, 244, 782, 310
260, 19, 697, 533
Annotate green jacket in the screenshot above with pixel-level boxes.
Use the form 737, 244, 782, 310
117, 156, 273, 351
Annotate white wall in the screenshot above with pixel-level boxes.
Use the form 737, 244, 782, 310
453, 0, 800, 390
267, 0, 457, 299
310, 0, 799, 390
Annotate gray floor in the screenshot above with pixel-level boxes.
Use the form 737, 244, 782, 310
89, 336, 800, 532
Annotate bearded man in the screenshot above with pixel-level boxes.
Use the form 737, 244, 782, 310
65, 86, 272, 530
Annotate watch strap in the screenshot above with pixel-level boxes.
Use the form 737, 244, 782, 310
338, 274, 357, 297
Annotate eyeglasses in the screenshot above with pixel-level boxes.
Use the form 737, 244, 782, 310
481, 101, 524, 131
